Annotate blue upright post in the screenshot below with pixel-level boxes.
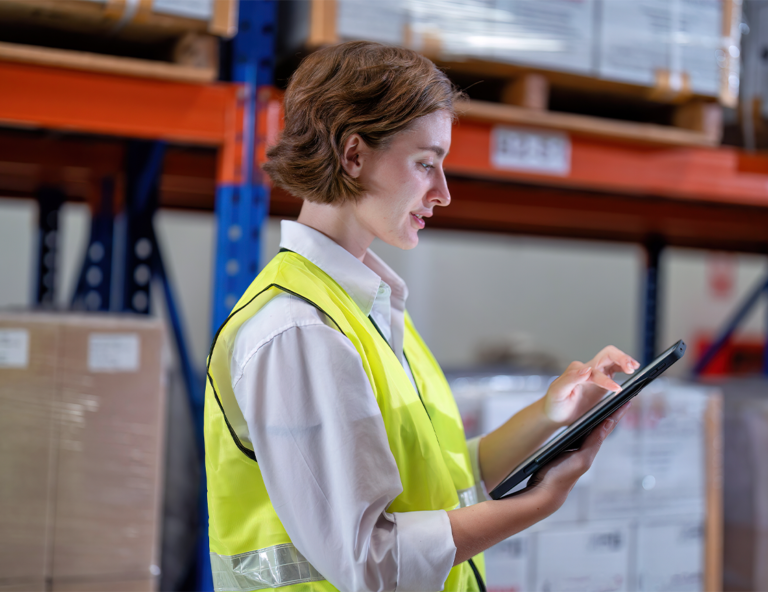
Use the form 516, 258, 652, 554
641, 238, 664, 366
71, 178, 115, 311
202, 3, 278, 590
34, 186, 66, 308
211, 0, 277, 331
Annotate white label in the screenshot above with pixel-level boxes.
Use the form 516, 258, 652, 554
0, 329, 29, 368
491, 126, 571, 175
88, 333, 140, 373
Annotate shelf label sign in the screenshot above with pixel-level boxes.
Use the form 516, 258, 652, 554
491, 126, 571, 176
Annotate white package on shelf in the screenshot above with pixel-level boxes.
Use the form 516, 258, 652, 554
635, 516, 705, 592
492, 0, 595, 74
404, 0, 595, 74
532, 520, 632, 592
338, 0, 406, 47
598, 0, 725, 96
637, 384, 708, 517
483, 532, 530, 592
152, 0, 213, 20
598, 0, 672, 88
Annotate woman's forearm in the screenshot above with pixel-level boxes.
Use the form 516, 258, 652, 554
478, 397, 561, 491
447, 488, 558, 565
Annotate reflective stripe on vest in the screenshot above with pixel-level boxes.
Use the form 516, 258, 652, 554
457, 486, 478, 509
211, 544, 324, 591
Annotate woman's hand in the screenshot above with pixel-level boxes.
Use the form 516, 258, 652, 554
543, 346, 639, 426
524, 402, 631, 511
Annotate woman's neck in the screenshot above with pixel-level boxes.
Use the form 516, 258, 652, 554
296, 200, 374, 262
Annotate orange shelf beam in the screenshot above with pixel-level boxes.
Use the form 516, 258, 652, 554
0, 61, 245, 184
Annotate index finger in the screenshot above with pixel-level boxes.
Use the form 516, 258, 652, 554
594, 345, 640, 374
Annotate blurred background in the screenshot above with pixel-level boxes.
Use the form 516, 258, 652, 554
1, 0, 768, 590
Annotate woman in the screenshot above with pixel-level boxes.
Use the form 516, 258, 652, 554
204, 41, 637, 592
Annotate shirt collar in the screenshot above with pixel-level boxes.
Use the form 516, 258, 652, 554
280, 220, 408, 316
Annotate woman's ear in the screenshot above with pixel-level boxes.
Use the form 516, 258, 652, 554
340, 134, 368, 179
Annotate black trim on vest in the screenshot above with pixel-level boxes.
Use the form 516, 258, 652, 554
206, 272, 346, 462
469, 558, 487, 592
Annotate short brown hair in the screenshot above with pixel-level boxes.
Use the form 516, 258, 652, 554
263, 41, 463, 204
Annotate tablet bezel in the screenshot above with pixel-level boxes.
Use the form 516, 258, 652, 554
489, 340, 686, 500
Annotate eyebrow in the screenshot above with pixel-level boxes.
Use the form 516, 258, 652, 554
418, 145, 447, 157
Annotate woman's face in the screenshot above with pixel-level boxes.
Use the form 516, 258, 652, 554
352, 110, 452, 250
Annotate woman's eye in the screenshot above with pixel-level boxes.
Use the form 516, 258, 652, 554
420, 163, 433, 171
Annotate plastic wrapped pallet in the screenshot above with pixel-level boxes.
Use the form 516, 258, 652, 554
0, 312, 167, 591
448, 372, 722, 592
290, 0, 740, 106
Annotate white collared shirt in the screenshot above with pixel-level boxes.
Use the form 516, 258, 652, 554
231, 221, 482, 592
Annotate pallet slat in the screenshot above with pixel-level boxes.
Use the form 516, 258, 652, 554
0, 41, 216, 83
460, 100, 719, 148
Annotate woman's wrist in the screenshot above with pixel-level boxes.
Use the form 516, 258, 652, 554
537, 396, 567, 430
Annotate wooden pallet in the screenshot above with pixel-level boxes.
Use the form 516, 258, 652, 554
0, 0, 234, 82
0, 0, 238, 39
459, 73, 723, 148
0, 37, 217, 83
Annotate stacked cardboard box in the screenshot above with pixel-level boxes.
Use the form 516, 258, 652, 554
451, 376, 722, 592
0, 313, 167, 592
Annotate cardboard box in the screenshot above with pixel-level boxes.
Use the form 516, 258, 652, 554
0, 313, 167, 588
0, 321, 59, 581
0, 580, 46, 592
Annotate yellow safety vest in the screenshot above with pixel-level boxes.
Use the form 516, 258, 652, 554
205, 250, 485, 591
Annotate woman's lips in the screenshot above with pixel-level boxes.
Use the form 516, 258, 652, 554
410, 213, 425, 229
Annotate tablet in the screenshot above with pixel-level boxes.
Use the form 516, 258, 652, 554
489, 340, 686, 500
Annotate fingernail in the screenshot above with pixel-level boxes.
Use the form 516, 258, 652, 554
579, 366, 591, 375
632, 359, 640, 368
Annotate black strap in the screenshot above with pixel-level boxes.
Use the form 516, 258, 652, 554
206, 274, 346, 462
468, 558, 487, 592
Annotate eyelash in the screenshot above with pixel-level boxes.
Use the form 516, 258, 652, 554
420, 163, 434, 171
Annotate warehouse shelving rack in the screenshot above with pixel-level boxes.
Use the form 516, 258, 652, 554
1, 3, 768, 588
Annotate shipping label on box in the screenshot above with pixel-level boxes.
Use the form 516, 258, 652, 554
88, 333, 140, 373
635, 516, 704, 591
533, 521, 632, 592
485, 532, 530, 592
0, 329, 29, 368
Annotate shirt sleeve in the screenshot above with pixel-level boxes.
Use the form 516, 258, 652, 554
232, 297, 456, 592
